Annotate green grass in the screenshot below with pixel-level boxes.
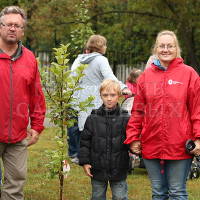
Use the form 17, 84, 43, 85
24, 128, 200, 200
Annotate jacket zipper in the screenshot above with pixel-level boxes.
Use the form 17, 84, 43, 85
109, 117, 113, 176
8, 60, 14, 143
107, 114, 112, 177
161, 72, 167, 159
106, 115, 109, 170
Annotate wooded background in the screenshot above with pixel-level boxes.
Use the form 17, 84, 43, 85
1, 0, 200, 74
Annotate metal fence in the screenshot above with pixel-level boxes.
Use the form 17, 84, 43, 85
36, 51, 145, 83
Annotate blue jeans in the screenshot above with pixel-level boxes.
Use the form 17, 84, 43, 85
91, 179, 128, 200
143, 158, 192, 200
67, 124, 80, 158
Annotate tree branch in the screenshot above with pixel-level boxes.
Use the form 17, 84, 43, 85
90, 10, 173, 21
162, 0, 179, 19
52, 10, 173, 27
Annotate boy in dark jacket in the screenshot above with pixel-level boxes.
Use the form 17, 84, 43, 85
79, 79, 130, 200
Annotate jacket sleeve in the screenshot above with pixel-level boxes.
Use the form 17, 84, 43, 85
98, 56, 127, 90
79, 116, 93, 166
71, 57, 81, 71
188, 73, 200, 139
29, 60, 46, 133
124, 75, 146, 144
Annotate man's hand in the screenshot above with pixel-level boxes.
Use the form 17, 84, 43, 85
27, 129, 40, 146
83, 164, 93, 177
130, 140, 141, 154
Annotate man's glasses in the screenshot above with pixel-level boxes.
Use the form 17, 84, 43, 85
157, 44, 176, 50
0, 23, 24, 30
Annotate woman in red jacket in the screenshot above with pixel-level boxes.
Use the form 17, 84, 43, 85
125, 30, 200, 200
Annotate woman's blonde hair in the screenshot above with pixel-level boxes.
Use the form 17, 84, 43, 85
100, 79, 121, 95
86, 35, 107, 54
152, 30, 181, 58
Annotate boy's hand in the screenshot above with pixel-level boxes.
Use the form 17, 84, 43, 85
83, 164, 93, 177
122, 88, 132, 96
130, 141, 141, 154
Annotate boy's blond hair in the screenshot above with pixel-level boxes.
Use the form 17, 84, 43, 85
100, 79, 121, 95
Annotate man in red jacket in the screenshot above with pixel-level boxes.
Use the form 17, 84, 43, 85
0, 6, 46, 200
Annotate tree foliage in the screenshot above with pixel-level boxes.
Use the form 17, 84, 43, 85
41, 44, 94, 200
70, 0, 94, 57
0, 0, 200, 72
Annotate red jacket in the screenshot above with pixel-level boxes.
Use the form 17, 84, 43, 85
126, 81, 137, 97
124, 58, 200, 160
0, 44, 46, 143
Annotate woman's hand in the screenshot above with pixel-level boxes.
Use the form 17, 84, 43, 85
190, 139, 200, 156
130, 141, 141, 154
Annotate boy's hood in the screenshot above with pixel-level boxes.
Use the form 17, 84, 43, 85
79, 52, 101, 64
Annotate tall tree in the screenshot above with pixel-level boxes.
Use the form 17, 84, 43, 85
70, 0, 94, 57
88, 0, 200, 72
2, 0, 199, 73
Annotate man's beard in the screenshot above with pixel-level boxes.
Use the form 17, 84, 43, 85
5, 38, 19, 45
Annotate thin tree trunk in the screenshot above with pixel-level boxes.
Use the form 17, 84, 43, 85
59, 165, 64, 200
179, 26, 200, 74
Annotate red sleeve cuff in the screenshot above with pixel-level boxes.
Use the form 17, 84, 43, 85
31, 125, 45, 134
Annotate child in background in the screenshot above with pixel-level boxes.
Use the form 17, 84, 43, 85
79, 79, 130, 200
145, 55, 156, 69
126, 68, 142, 97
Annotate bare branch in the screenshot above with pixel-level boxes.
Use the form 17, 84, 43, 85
90, 10, 173, 21
162, 0, 179, 19
52, 10, 173, 27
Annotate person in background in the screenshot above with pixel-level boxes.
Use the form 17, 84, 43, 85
124, 30, 200, 200
79, 79, 130, 200
67, 115, 80, 164
66, 47, 89, 165
126, 68, 142, 97
72, 34, 131, 131
145, 55, 156, 69
0, 6, 46, 199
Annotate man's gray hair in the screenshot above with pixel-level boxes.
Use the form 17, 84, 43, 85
0, 6, 27, 24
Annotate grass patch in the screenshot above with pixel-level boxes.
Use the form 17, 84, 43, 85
24, 128, 200, 200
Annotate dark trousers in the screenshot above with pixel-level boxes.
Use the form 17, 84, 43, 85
67, 124, 80, 158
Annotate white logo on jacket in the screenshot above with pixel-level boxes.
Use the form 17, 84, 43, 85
168, 79, 183, 85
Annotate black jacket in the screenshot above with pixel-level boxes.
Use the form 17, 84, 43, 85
79, 105, 130, 181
